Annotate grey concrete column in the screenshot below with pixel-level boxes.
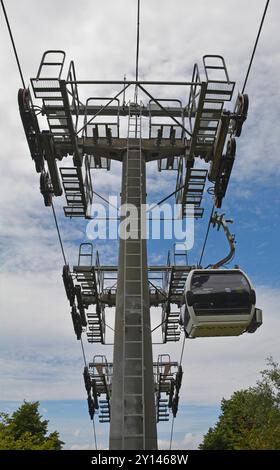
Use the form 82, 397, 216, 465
109, 147, 157, 450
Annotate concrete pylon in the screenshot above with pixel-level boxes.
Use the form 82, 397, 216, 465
109, 146, 157, 450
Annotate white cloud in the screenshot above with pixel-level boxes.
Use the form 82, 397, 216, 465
70, 443, 91, 450
182, 433, 203, 450
158, 439, 172, 450
158, 433, 203, 450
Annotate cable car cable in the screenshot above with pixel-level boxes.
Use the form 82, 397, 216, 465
50, 207, 99, 442
0, 2, 70, 278
151, 319, 167, 334
135, 0, 140, 83
179, 336, 186, 367
80, 336, 87, 367
148, 185, 185, 213
92, 417, 98, 450
169, 336, 186, 449
51, 202, 67, 265
169, 416, 175, 450
45, 205, 98, 443
241, 0, 270, 94
92, 190, 119, 211
134, 0, 141, 103
0, 0, 26, 88
50, 205, 88, 374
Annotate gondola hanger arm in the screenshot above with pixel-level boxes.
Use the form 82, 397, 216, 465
210, 212, 235, 269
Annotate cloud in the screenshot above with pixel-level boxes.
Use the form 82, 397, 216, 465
70, 443, 91, 450
158, 439, 172, 450
182, 433, 203, 450
158, 432, 203, 450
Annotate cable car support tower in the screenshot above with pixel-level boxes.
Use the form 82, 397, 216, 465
18, 49, 254, 449
0, 0, 270, 450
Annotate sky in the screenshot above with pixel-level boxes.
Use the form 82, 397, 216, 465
0, 0, 279, 450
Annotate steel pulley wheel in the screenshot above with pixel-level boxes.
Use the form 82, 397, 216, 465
233, 93, 249, 137
40, 171, 47, 192
35, 157, 44, 173
40, 171, 52, 207
18, 88, 44, 173
237, 93, 249, 116
161, 305, 169, 338
63, 264, 70, 278
226, 137, 236, 158
207, 186, 215, 195
18, 88, 31, 112
18, 87, 37, 129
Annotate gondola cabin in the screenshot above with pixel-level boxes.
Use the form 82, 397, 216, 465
180, 269, 262, 338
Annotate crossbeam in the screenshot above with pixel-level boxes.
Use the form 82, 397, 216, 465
44, 104, 196, 118
65, 80, 202, 86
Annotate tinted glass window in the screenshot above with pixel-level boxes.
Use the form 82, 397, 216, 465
190, 272, 251, 315
191, 272, 250, 294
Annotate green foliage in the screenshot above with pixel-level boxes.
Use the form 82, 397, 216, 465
199, 357, 280, 450
0, 401, 64, 450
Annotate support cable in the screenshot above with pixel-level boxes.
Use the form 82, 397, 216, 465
50, 205, 88, 380
179, 336, 186, 367
169, 417, 175, 451
44, 205, 97, 445
241, 0, 270, 93
135, 0, 140, 83
51, 203, 99, 448
169, 336, 186, 450
80, 336, 87, 367
92, 418, 98, 450
1, 0, 26, 88
134, 0, 140, 103
77, 84, 130, 134
50, 206, 99, 448
51, 202, 67, 265
51, 205, 97, 445
103, 321, 115, 334
151, 320, 166, 334
92, 190, 119, 211
148, 185, 184, 213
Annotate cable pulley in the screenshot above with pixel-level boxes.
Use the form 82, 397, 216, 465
40, 171, 53, 207
230, 93, 249, 137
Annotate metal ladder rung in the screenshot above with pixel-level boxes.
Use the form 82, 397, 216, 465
125, 325, 143, 328
125, 357, 143, 361
124, 376, 144, 379
198, 125, 218, 131
124, 393, 143, 397
206, 87, 233, 94
188, 175, 207, 181
125, 340, 142, 343
48, 125, 70, 130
